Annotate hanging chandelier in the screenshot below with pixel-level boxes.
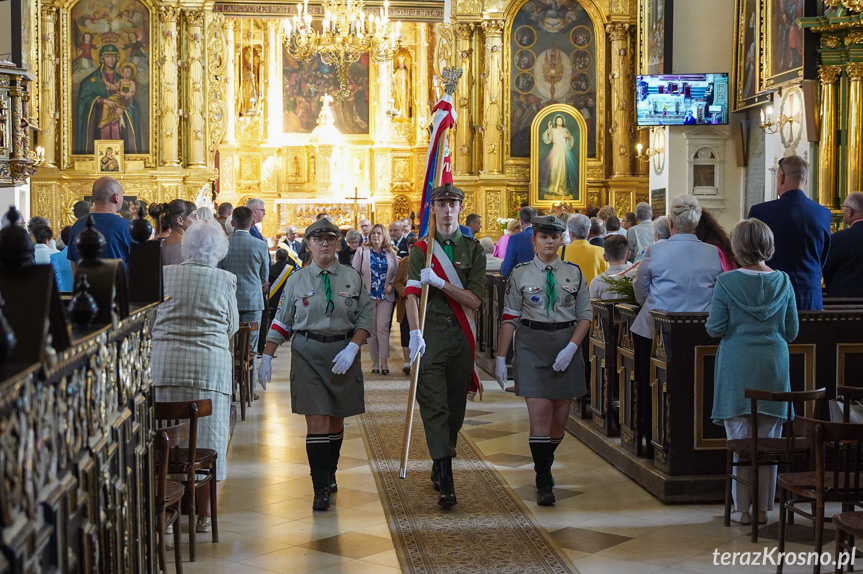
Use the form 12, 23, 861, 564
283, 0, 402, 99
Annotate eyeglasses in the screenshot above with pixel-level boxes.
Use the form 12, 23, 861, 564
778, 158, 785, 176
312, 236, 338, 245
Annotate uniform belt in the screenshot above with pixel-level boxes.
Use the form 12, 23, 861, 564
295, 330, 354, 343
519, 319, 577, 331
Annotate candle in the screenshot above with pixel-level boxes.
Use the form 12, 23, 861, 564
636, 143, 643, 153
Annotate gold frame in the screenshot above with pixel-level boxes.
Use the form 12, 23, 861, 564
529, 103, 588, 209
762, 0, 809, 91
731, 0, 771, 111
94, 140, 125, 174
503, 0, 607, 173
59, 0, 158, 169
638, 0, 673, 75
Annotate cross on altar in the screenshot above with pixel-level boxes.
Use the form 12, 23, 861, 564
349, 187, 368, 228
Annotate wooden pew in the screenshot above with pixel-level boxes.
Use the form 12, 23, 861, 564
589, 300, 620, 436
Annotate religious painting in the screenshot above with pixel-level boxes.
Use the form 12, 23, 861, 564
763, 0, 815, 90
638, 0, 673, 75
732, 0, 771, 111
95, 140, 124, 173
282, 50, 370, 134
69, 0, 150, 156
509, 0, 598, 159
530, 104, 587, 208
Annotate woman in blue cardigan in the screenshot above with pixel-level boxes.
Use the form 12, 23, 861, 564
706, 218, 798, 526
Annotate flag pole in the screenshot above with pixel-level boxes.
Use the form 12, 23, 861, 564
399, 66, 462, 479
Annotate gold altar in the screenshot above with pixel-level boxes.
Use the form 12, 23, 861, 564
23, 0, 650, 233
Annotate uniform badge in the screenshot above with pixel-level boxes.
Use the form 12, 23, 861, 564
302, 298, 309, 307
564, 294, 574, 304
345, 298, 353, 307
505, 284, 512, 295
529, 294, 542, 305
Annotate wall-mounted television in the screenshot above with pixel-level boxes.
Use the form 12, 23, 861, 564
635, 73, 729, 126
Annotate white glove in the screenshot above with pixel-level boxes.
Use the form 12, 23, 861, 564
420, 267, 446, 289
331, 342, 360, 375
409, 330, 426, 364
552, 342, 578, 372
258, 354, 272, 390
494, 356, 508, 390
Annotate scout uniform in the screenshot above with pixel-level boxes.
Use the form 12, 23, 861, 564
406, 183, 486, 507
266, 218, 373, 508
502, 215, 591, 504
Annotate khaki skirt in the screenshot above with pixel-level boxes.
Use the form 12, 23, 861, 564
514, 324, 587, 400
290, 333, 365, 418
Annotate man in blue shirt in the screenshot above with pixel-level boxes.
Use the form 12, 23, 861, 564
500, 206, 537, 276
748, 155, 831, 310
67, 176, 132, 270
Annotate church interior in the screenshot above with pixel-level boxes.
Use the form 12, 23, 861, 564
2, 0, 863, 572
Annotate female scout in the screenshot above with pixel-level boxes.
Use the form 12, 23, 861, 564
495, 215, 592, 506
258, 217, 372, 511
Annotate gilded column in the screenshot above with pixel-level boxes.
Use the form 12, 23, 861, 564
185, 10, 206, 167
453, 23, 474, 175
415, 22, 430, 146
159, 6, 181, 166
846, 63, 863, 195
222, 19, 237, 144
818, 65, 841, 208
39, 6, 58, 168
480, 19, 504, 175
607, 22, 633, 177
265, 19, 283, 145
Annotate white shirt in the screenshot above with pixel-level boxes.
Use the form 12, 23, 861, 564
34, 243, 59, 265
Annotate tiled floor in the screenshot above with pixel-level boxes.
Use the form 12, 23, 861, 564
166, 342, 850, 573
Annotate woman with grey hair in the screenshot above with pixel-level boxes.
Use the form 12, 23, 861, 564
150, 221, 238, 532
707, 218, 797, 526
561, 213, 607, 285
653, 216, 670, 241
630, 195, 722, 453
338, 229, 362, 265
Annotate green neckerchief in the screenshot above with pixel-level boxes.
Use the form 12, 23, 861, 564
545, 265, 555, 316
322, 270, 334, 316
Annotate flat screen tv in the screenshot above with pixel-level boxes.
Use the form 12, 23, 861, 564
635, 73, 729, 126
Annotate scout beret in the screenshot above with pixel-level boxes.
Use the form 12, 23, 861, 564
304, 218, 341, 238
531, 215, 566, 234
429, 182, 465, 202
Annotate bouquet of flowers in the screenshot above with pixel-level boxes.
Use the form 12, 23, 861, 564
496, 217, 516, 231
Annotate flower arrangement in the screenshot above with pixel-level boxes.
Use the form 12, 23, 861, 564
597, 274, 636, 304
496, 217, 516, 231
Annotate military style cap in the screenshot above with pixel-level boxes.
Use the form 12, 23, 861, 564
531, 215, 566, 234
429, 182, 465, 202
304, 217, 341, 238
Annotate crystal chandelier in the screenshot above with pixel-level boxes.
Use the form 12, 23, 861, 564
283, 0, 402, 99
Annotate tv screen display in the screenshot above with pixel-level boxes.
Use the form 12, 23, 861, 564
635, 73, 729, 126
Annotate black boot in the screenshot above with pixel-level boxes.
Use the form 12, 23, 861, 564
437, 457, 457, 508
329, 430, 344, 492
311, 470, 331, 511
536, 471, 556, 506
530, 437, 555, 506
430, 461, 440, 492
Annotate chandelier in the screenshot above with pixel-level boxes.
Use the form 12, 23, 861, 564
283, 0, 402, 99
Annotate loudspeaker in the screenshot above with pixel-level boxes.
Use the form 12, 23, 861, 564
801, 79, 819, 142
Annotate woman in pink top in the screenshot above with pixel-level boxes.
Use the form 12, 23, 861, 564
696, 209, 738, 272
492, 219, 520, 261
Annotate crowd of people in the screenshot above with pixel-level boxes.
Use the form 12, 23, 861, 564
13, 153, 863, 516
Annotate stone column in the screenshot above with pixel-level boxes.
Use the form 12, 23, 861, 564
265, 19, 283, 145
39, 6, 57, 168
185, 10, 206, 167
453, 23, 474, 175
222, 19, 237, 144
480, 19, 504, 175
846, 63, 863, 196
607, 22, 633, 177
159, 6, 180, 166
818, 65, 841, 208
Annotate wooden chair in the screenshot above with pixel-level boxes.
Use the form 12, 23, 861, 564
777, 416, 863, 574
834, 511, 863, 573
155, 400, 220, 563
723, 387, 826, 543
154, 424, 186, 574
232, 323, 252, 421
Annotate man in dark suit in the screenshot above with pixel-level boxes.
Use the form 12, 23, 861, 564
748, 155, 831, 310
588, 217, 605, 248
500, 206, 537, 277
823, 191, 863, 298
246, 198, 267, 241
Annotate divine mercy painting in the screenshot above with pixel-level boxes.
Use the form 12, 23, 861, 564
283, 51, 370, 134
510, 0, 597, 159
70, 0, 150, 155
530, 105, 586, 207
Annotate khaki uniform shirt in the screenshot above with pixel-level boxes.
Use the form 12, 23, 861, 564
503, 255, 591, 326
407, 228, 486, 315
267, 259, 373, 345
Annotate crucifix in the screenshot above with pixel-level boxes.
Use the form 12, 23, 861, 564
349, 187, 369, 228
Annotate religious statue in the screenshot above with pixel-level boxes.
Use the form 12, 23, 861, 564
392, 55, 411, 118
240, 46, 261, 116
